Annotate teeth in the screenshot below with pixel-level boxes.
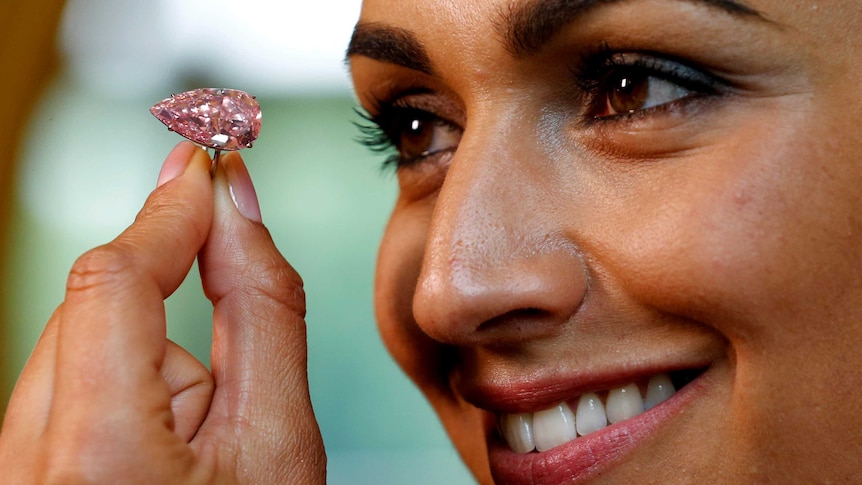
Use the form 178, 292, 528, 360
532, 403, 577, 452
606, 383, 645, 424
576, 392, 607, 436
498, 373, 680, 454
499, 413, 536, 454
644, 374, 676, 410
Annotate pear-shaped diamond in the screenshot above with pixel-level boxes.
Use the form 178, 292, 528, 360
150, 88, 261, 151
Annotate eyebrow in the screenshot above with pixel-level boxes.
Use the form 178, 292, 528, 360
501, 0, 767, 55
346, 22, 434, 75
345, 0, 767, 71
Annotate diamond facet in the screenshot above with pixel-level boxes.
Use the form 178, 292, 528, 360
150, 88, 261, 151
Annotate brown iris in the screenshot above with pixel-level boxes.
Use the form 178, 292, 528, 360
608, 71, 650, 114
399, 116, 434, 159
393, 110, 461, 162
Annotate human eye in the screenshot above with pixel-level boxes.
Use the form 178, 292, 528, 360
355, 101, 463, 171
578, 48, 726, 121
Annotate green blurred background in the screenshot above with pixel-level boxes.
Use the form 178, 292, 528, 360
1, 0, 473, 483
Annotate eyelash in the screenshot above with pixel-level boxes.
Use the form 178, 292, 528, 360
575, 43, 725, 121
356, 46, 726, 170
354, 103, 460, 171
354, 107, 400, 169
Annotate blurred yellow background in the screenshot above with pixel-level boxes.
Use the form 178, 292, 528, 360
0, 1, 472, 483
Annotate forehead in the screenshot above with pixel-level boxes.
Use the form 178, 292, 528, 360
355, 0, 858, 50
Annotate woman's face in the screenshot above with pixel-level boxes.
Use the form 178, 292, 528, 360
349, 0, 862, 483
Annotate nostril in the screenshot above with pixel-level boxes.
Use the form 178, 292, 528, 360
475, 307, 561, 340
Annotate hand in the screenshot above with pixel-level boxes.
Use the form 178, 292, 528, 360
0, 142, 326, 483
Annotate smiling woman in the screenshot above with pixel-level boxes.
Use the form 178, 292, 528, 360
1, 0, 861, 483
349, 0, 862, 483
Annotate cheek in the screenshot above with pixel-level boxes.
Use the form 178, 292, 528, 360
596, 114, 862, 349
374, 203, 448, 390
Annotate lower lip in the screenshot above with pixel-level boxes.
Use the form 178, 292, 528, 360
487, 371, 709, 485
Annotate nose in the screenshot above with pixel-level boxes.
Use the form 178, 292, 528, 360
412, 120, 588, 346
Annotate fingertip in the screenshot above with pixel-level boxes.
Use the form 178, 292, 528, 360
217, 152, 262, 223
188, 145, 217, 179
156, 141, 198, 187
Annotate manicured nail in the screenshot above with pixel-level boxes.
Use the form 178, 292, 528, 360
224, 153, 262, 222
157, 141, 197, 187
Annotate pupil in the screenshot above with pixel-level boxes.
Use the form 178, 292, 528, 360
609, 71, 649, 114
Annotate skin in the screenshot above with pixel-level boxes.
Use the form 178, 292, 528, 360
0, 143, 325, 483
350, 0, 862, 483
2, 1, 861, 483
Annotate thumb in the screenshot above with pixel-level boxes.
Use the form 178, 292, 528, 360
195, 152, 325, 483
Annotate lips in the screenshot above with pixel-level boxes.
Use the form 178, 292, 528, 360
469, 367, 709, 484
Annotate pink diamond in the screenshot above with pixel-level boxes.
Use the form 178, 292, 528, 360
150, 88, 261, 151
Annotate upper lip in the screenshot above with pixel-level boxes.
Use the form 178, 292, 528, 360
453, 355, 714, 414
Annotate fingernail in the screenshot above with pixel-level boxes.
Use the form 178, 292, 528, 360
157, 141, 197, 187
224, 153, 263, 222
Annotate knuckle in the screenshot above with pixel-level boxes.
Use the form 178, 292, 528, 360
136, 194, 208, 245
66, 245, 138, 297
136, 189, 182, 223
244, 254, 306, 318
